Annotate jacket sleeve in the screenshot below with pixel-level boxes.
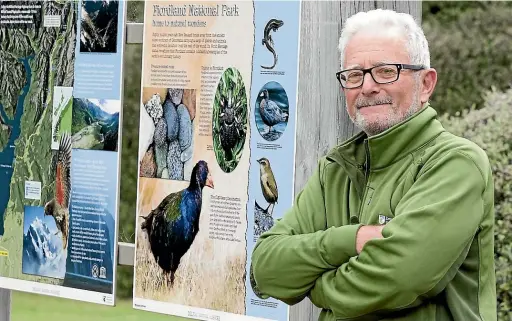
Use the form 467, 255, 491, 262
250, 157, 362, 305
308, 150, 491, 319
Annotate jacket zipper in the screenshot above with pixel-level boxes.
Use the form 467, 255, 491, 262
357, 141, 371, 223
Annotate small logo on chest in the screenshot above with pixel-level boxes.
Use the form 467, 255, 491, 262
378, 214, 392, 225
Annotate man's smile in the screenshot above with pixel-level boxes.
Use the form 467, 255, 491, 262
358, 103, 392, 109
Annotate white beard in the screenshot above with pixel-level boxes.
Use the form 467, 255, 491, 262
347, 80, 422, 136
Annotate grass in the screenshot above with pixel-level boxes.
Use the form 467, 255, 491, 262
135, 231, 246, 314
11, 290, 191, 321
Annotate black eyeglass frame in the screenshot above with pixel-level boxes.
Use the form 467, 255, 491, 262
335, 63, 426, 89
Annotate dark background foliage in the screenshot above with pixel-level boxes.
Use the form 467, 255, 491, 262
422, 1, 512, 115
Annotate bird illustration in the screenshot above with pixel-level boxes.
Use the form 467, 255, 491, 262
259, 89, 288, 134
44, 132, 72, 250
257, 157, 278, 215
140, 160, 214, 286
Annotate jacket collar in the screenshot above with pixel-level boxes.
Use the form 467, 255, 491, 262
327, 103, 446, 170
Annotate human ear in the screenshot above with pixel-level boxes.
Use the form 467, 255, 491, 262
420, 68, 437, 104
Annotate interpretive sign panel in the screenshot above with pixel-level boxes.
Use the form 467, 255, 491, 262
0, 0, 126, 305
133, 1, 301, 320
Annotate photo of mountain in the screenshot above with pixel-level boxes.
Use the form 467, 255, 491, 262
22, 206, 67, 280
71, 98, 120, 151
80, 0, 119, 53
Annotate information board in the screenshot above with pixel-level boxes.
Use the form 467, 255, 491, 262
133, 1, 301, 320
0, 0, 125, 305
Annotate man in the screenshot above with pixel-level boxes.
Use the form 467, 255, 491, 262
250, 8, 496, 321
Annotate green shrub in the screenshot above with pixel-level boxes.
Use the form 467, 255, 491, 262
422, 3, 512, 115
422, 1, 512, 25
439, 87, 512, 321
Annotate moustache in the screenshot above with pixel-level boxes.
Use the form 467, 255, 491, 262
355, 97, 393, 109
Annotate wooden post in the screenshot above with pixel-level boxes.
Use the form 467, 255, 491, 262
291, 1, 422, 320
0, 288, 10, 321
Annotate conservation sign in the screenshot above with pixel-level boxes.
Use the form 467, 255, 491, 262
0, 0, 125, 305
133, 1, 301, 320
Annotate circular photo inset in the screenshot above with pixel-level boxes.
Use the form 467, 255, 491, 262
212, 67, 248, 173
255, 81, 289, 141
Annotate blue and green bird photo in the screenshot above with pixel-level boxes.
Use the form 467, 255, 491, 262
139, 160, 214, 286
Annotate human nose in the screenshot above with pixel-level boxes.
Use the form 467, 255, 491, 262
360, 71, 380, 95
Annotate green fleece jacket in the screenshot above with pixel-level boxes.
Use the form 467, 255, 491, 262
250, 105, 496, 321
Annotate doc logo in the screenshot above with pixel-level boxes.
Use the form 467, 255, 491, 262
378, 214, 392, 225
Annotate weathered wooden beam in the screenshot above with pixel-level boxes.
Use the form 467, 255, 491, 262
0, 288, 10, 321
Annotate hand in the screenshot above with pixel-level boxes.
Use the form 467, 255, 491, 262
356, 225, 384, 254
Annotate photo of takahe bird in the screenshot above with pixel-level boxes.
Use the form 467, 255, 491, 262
44, 132, 72, 250
140, 160, 214, 286
258, 89, 288, 134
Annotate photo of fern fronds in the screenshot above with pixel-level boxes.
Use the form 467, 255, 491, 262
212, 67, 248, 173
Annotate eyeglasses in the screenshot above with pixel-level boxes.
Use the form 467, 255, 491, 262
336, 63, 426, 89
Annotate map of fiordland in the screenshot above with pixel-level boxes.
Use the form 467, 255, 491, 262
0, 0, 77, 282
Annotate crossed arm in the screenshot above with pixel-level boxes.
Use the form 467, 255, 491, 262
250, 151, 489, 318
250, 157, 362, 305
